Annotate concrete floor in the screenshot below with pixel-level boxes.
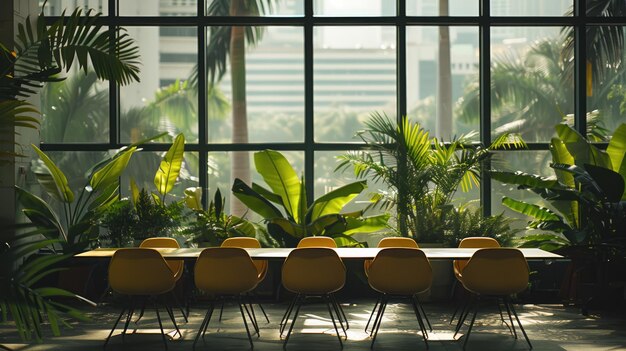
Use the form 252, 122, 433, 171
1, 299, 625, 351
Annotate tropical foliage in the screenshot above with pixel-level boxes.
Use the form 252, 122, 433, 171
232, 150, 390, 247
0, 232, 93, 342
183, 187, 255, 246
0, 7, 140, 163
491, 123, 626, 253
336, 112, 526, 243
16, 144, 138, 253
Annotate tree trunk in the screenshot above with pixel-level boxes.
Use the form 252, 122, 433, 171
229, 0, 250, 216
437, 0, 452, 139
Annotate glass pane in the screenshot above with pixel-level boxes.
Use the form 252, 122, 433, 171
490, 26, 572, 142
207, 0, 303, 16
491, 150, 553, 231
407, 26, 479, 138
586, 25, 626, 138
208, 151, 303, 216
119, 0, 197, 16
314, 26, 396, 142
41, 69, 109, 143
407, 0, 478, 16
207, 26, 304, 143
586, 0, 626, 17
120, 27, 198, 143
491, 0, 572, 16
121, 151, 199, 200
41, 0, 108, 16
314, 0, 394, 16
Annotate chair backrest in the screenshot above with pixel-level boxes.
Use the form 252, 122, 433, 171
221, 237, 268, 281
377, 237, 419, 248
108, 248, 176, 295
453, 237, 501, 278
194, 247, 259, 295
461, 248, 529, 296
297, 236, 337, 248
139, 237, 184, 280
368, 248, 432, 295
364, 237, 420, 276
282, 248, 345, 295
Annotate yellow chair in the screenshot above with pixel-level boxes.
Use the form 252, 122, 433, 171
280, 247, 346, 348
297, 236, 337, 248
450, 237, 501, 325
193, 247, 260, 349
455, 248, 532, 349
367, 248, 432, 348
139, 237, 188, 322
220, 237, 270, 323
364, 237, 431, 333
294, 236, 349, 330
104, 248, 180, 349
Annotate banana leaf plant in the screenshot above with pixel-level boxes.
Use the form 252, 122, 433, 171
0, 6, 140, 164
0, 231, 94, 343
16, 144, 139, 254
232, 150, 390, 247
491, 123, 626, 252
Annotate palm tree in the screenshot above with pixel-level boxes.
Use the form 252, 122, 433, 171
437, 0, 452, 139
206, 0, 274, 216
0, 8, 140, 164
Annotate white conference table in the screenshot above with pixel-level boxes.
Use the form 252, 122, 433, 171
75, 247, 563, 260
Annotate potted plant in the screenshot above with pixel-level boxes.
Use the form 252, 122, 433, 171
232, 149, 390, 248
336, 112, 526, 245
490, 123, 626, 310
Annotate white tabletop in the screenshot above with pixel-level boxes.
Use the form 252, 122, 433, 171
75, 247, 563, 260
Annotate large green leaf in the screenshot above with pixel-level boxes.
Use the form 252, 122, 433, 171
309, 180, 367, 221
584, 163, 625, 203
184, 186, 202, 210
550, 137, 575, 187
606, 123, 626, 199
254, 150, 301, 221
232, 178, 284, 219
342, 213, 390, 235
502, 196, 562, 222
269, 218, 306, 238
555, 123, 610, 168
90, 146, 137, 191
31, 145, 73, 203
154, 133, 185, 197
491, 170, 562, 190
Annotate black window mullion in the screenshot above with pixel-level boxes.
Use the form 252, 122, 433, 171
198, 0, 208, 208
574, 0, 587, 135
109, 0, 118, 147
304, 0, 314, 205
480, 0, 492, 218
397, 0, 407, 121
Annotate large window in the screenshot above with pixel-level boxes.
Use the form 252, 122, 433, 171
39, 0, 624, 221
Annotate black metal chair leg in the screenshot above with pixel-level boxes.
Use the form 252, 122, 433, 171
154, 301, 168, 350
237, 297, 255, 349
365, 295, 381, 333
411, 296, 429, 348
509, 301, 533, 349
329, 295, 347, 336
202, 302, 216, 338
455, 295, 473, 336
250, 291, 270, 323
503, 298, 518, 338
218, 299, 225, 321
163, 301, 181, 338
330, 294, 349, 330
280, 295, 298, 336
103, 307, 126, 348
121, 297, 136, 340
194, 303, 214, 348
283, 295, 303, 348
134, 298, 146, 324
243, 300, 260, 335
370, 295, 388, 347
170, 291, 188, 323
324, 295, 344, 348
462, 302, 479, 350
415, 295, 432, 331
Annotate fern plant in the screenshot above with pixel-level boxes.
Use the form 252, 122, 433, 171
0, 6, 140, 163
